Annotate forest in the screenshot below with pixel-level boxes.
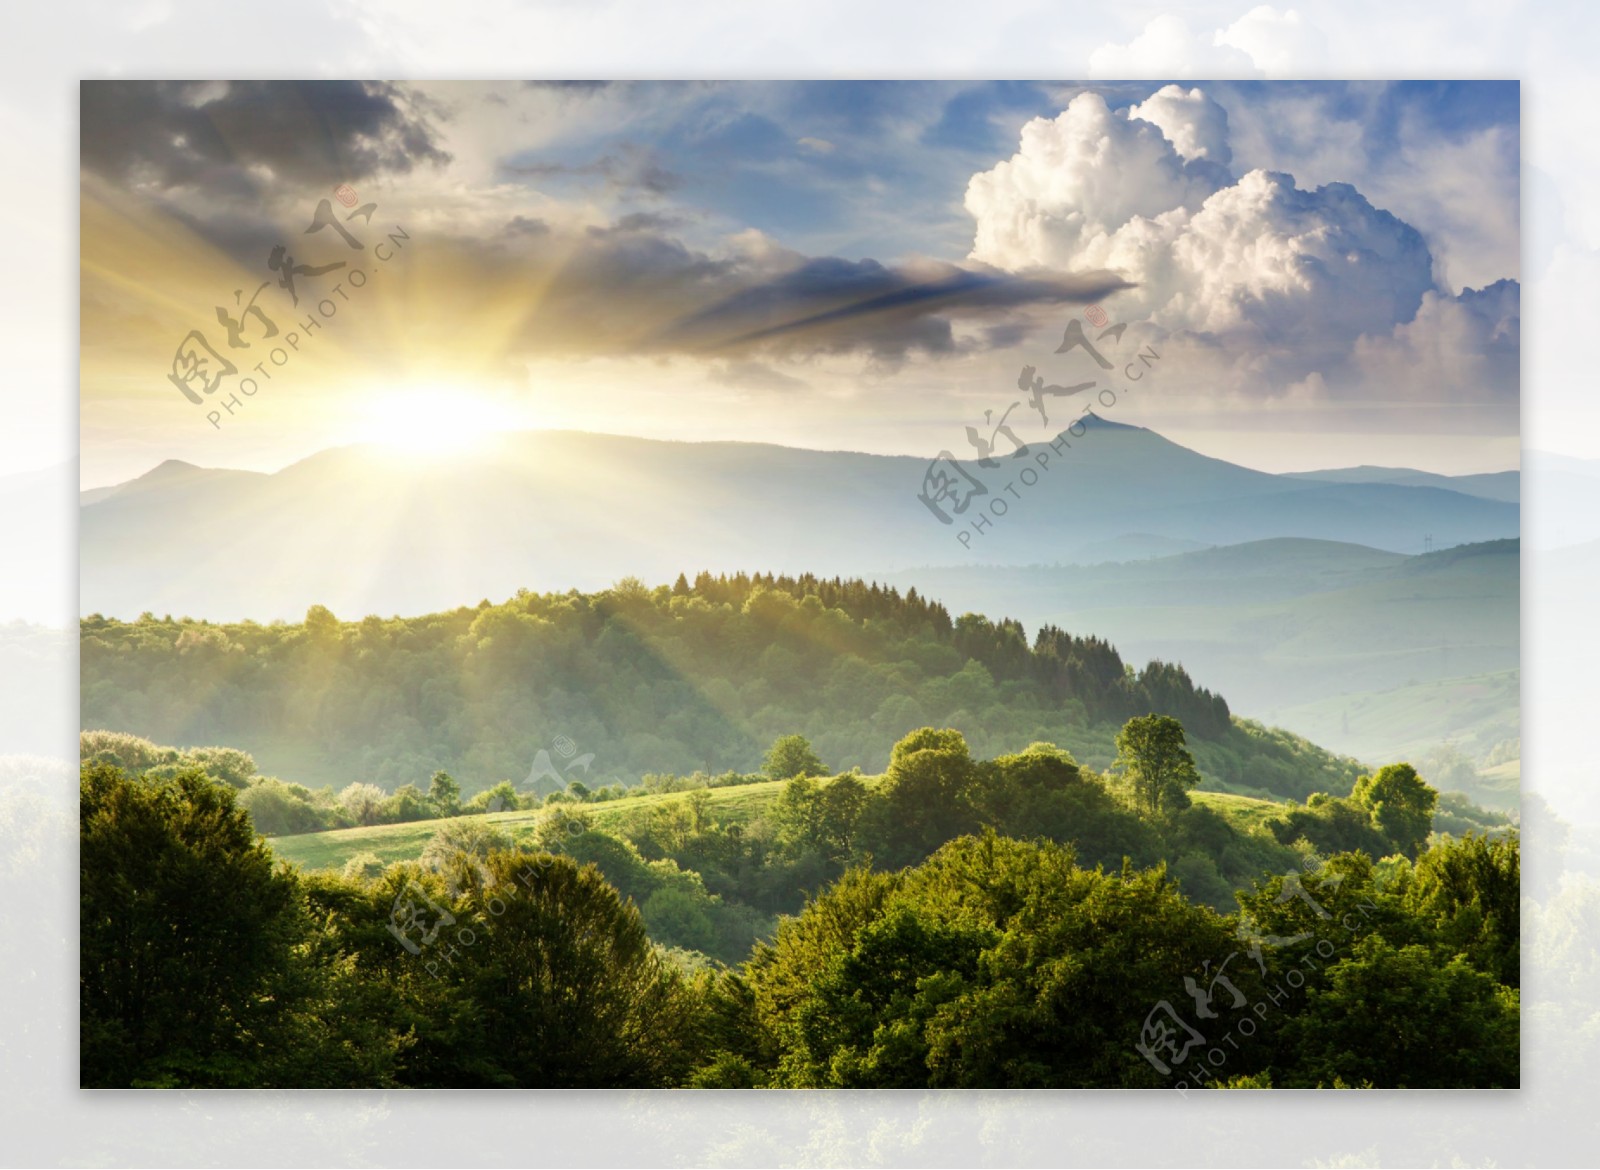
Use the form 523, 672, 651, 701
79, 574, 1518, 1088
81, 716, 1519, 1088
80, 572, 1358, 801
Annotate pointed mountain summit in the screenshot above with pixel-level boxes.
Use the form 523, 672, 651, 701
81, 427, 1517, 621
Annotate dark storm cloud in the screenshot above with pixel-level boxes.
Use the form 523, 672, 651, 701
447, 216, 1133, 367
650, 256, 1133, 361
80, 80, 450, 192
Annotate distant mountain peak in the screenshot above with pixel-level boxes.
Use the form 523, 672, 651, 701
1072, 411, 1143, 432
141, 459, 202, 479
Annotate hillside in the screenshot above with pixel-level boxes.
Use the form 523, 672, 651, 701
79, 420, 1519, 622
267, 773, 1286, 874
1285, 465, 1520, 503
81, 572, 1362, 803
882, 538, 1518, 761
1272, 670, 1519, 809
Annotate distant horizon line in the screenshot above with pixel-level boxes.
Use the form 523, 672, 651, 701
77, 420, 1529, 494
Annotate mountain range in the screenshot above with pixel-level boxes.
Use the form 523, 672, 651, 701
80, 417, 1519, 623
880, 536, 1518, 782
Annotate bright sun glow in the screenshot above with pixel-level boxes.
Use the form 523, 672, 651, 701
362, 389, 523, 455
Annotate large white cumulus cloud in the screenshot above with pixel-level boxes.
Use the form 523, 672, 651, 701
1128, 84, 1232, 166
965, 92, 1222, 276
964, 90, 1516, 410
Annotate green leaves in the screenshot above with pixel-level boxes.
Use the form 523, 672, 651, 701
80, 762, 304, 1087
762, 733, 829, 782
1285, 937, 1519, 1088
1351, 762, 1438, 859
81, 750, 1523, 1089
1113, 714, 1201, 817
748, 833, 1238, 1088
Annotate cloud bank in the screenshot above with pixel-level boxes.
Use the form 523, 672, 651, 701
964, 88, 1517, 414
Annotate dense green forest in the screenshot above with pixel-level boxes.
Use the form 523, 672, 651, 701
80, 573, 1362, 801
79, 575, 1518, 1089
81, 718, 1519, 1088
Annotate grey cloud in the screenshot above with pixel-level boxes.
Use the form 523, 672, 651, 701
585, 211, 690, 238
506, 147, 681, 196
446, 221, 1130, 368
651, 256, 1134, 362
80, 80, 451, 192
708, 360, 813, 394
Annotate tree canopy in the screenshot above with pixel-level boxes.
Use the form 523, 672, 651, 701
79, 733, 1516, 1089
1114, 714, 1202, 816
81, 574, 1357, 803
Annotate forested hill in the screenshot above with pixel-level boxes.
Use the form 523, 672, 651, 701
82, 572, 1359, 802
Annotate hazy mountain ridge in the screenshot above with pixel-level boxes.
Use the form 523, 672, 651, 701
80, 420, 1518, 622
1284, 465, 1520, 503
882, 537, 1518, 768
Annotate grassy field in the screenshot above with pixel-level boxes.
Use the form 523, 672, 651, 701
1187, 789, 1286, 834
269, 773, 813, 871
266, 775, 1286, 874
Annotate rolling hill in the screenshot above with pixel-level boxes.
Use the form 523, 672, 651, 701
267, 774, 1286, 874
882, 537, 1518, 766
1284, 465, 1520, 503
80, 571, 1363, 801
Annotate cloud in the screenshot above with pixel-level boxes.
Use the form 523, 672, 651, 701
506, 146, 681, 195
1153, 170, 1434, 341
708, 359, 812, 394
962, 86, 1518, 416
1087, 7, 1326, 79
797, 137, 836, 155
1353, 279, 1520, 403
1215, 82, 1520, 292
585, 210, 690, 237
432, 214, 1129, 369
648, 255, 1130, 362
1215, 6, 1327, 76
965, 93, 1225, 274
1087, 15, 1257, 79
962, 91, 1511, 403
79, 80, 450, 193
503, 215, 551, 237
1128, 85, 1232, 167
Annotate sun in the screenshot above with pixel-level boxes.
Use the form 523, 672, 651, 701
362, 388, 523, 455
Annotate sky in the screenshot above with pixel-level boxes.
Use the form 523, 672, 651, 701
78, 78, 1521, 487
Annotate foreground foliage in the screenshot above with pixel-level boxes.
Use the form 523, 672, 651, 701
80, 720, 1519, 1089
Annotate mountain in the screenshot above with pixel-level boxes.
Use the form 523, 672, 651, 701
881, 537, 1518, 766
79, 420, 1520, 622
1284, 465, 1519, 503
1064, 533, 1214, 562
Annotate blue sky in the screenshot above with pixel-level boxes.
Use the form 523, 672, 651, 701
491, 80, 1517, 268
80, 79, 1521, 482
